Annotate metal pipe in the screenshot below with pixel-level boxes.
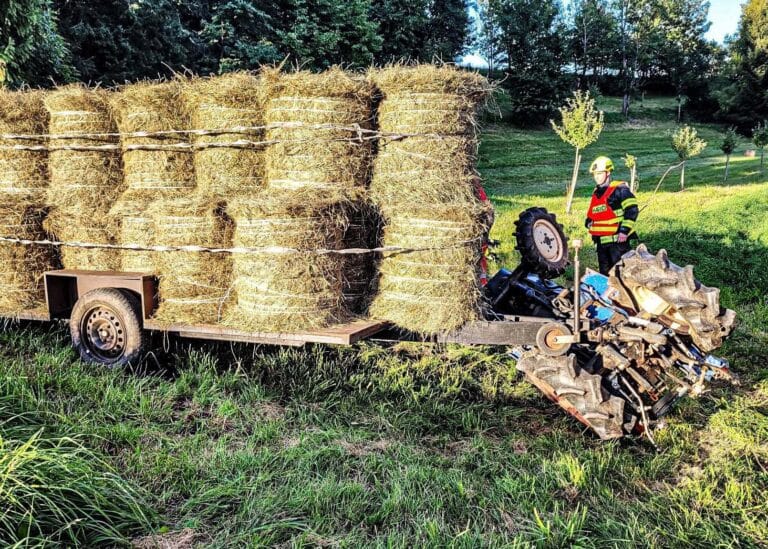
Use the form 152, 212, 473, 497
572, 239, 582, 338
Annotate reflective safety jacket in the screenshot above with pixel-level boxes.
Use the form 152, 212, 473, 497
586, 181, 639, 244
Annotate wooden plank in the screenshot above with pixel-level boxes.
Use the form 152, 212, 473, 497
0, 310, 51, 322
144, 319, 388, 346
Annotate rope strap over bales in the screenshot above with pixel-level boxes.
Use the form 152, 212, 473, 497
0, 236, 482, 256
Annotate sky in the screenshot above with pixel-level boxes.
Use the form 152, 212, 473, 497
461, 0, 744, 68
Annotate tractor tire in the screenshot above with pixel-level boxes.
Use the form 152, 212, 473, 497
514, 207, 569, 279
610, 244, 736, 352
70, 288, 147, 368
517, 352, 630, 439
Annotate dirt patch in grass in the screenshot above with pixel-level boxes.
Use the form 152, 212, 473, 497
132, 529, 201, 549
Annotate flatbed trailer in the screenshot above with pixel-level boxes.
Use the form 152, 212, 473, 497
0, 268, 572, 365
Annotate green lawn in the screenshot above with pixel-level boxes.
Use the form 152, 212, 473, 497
1, 98, 767, 547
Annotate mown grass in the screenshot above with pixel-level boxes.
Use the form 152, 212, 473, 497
1, 96, 766, 547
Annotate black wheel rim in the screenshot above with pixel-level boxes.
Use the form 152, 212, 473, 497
81, 305, 126, 363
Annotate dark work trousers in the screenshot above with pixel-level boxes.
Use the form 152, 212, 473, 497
596, 241, 632, 275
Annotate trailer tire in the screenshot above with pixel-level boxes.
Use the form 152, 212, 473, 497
70, 288, 147, 368
514, 207, 569, 279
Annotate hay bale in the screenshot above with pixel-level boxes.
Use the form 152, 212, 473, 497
183, 73, 265, 200
0, 90, 48, 203
262, 68, 373, 195
369, 205, 486, 333
0, 203, 59, 314
108, 192, 156, 273
150, 197, 234, 324
224, 195, 350, 332
370, 64, 492, 135
110, 80, 193, 193
43, 85, 123, 270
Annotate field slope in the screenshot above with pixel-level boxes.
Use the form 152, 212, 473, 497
1, 97, 766, 547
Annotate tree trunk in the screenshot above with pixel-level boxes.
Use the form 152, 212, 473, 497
762, 149, 765, 174
680, 161, 686, 190
677, 96, 682, 123
724, 155, 730, 182
622, 94, 630, 119
630, 165, 637, 192
565, 148, 581, 214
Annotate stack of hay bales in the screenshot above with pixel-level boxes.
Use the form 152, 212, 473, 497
0, 90, 59, 313
44, 85, 123, 270
368, 65, 493, 334
183, 73, 264, 200
108, 80, 194, 273
224, 69, 375, 332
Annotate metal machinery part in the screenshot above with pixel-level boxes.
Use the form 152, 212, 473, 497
493, 239, 737, 442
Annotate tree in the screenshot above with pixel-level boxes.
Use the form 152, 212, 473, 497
369, 0, 430, 62
624, 153, 638, 191
753, 120, 768, 174
671, 125, 707, 189
490, 0, 569, 125
276, 0, 382, 69
551, 91, 605, 213
54, 0, 201, 83
0, 0, 73, 86
720, 127, 738, 182
715, 0, 768, 131
201, 0, 282, 73
474, 0, 504, 72
424, 0, 470, 61
568, 0, 618, 88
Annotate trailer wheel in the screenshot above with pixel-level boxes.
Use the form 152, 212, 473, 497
70, 288, 147, 368
514, 207, 569, 279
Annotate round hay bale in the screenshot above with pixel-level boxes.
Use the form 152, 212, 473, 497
110, 80, 194, 192
224, 195, 351, 332
0, 90, 48, 203
369, 65, 492, 135
369, 206, 486, 334
150, 197, 234, 324
183, 73, 266, 199
108, 192, 156, 273
0, 203, 59, 314
370, 136, 478, 207
262, 68, 373, 194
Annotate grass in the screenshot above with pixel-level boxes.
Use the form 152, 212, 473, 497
1, 96, 767, 547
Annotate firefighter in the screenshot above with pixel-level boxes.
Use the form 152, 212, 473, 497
584, 156, 639, 275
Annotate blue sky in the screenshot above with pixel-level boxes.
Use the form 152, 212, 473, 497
707, 0, 744, 43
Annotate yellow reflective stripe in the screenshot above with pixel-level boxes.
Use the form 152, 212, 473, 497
593, 217, 623, 225
622, 219, 637, 228
599, 235, 619, 243
622, 198, 638, 208
613, 208, 624, 216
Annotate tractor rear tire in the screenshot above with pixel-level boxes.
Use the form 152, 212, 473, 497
517, 352, 631, 439
514, 207, 569, 279
610, 244, 736, 352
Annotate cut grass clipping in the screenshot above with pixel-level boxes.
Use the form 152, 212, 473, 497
262, 68, 373, 195
44, 84, 123, 270
368, 65, 492, 333
183, 72, 265, 200
0, 89, 48, 202
151, 196, 233, 324
225, 194, 351, 332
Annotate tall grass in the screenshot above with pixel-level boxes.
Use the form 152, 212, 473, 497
0, 395, 154, 547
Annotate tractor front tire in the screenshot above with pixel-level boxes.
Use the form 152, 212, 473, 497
514, 207, 569, 279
